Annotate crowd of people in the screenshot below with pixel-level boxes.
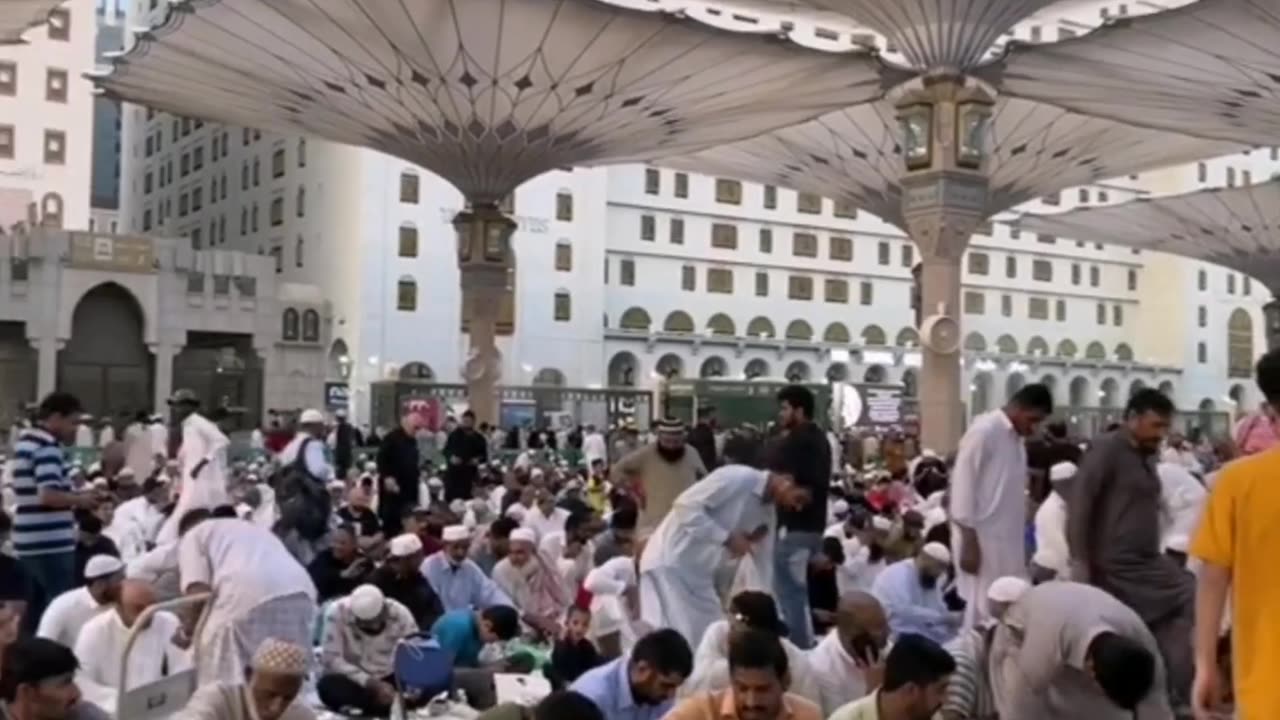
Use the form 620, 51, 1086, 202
1, 349, 1277, 720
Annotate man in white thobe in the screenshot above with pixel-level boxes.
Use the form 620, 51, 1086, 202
582, 424, 608, 467
638, 461, 812, 648
1031, 461, 1075, 582
74, 580, 191, 715
122, 412, 159, 482
37, 555, 125, 648
949, 384, 1051, 629
1155, 461, 1206, 558
156, 389, 230, 545
105, 476, 170, 561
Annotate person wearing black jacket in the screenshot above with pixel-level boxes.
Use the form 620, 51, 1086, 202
771, 385, 831, 650
442, 410, 487, 503
688, 406, 718, 471
331, 409, 362, 480
376, 413, 421, 536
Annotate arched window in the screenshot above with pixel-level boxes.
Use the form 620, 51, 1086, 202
706, 313, 736, 337
744, 358, 770, 380
785, 319, 813, 341
655, 354, 683, 378
398, 223, 418, 258
823, 322, 850, 344
1115, 343, 1134, 362
40, 192, 64, 228
301, 309, 320, 342
396, 276, 417, 311
785, 361, 811, 382
296, 186, 305, 217
700, 356, 728, 379
1026, 336, 1050, 356
995, 334, 1018, 355
1056, 339, 1078, 358
746, 316, 776, 339
663, 311, 694, 333
619, 307, 651, 331
861, 325, 886, 346
1228, 308, 1254, 378
1085, 341, 1107, 360
282, 308, 300, 340
608, 352, 638, 386
963, 332, 986, 352
895, 327, 919, 347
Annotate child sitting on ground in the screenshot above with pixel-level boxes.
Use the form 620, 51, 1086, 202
549, 605, 601, 688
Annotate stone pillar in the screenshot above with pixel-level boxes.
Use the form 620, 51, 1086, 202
33, 337, 61, 398
896, 74, 993, 452
150, 342, 176, 412
1264, 299, 1280, 351
455, 203, 516, 426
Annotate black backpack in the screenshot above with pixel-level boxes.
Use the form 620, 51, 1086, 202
272, 437, 332, 541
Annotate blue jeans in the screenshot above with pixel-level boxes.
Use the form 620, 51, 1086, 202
773, 530, 820, 649
20, 551, 76, 632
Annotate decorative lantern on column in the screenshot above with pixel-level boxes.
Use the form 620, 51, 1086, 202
896, 94, 935, 171
955, 86, 995, 170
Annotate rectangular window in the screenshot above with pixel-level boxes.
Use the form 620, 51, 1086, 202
270, 197, 283, 226
711, 223, 738, 249
192, 146, 203, 171
1036, 233, 1056, 244
620, 259, 635, 286
144, 172, 152, 194
1113, 304, 1123, 326
180, 153, 190, 177
797, 192, 822, 214
178, 193, 188, 217
43, 130, 66, 164
967, 252, 989, 275
644, 168, 660, 195
1245, 276, 1252, 295
755, 271, 769, 297
1227, 273, 1237, 294
758, 229, 773, 254
681, 265, 696, 291
669, 218, 684, 245
1198, 305, 1207, 327
824, 278, 848, 303
640, 214, 655, 241
833, 198, 858, 219
554, 243, 572, 271
1028, 297, 1049, 319
763, 185, 777, 209
1005, 256, 1017, 278
0, 125, 13, 160
0, 61, 16, 96
674, 172, 688, 198
272, 148, 285, 178
1071, 263, 1081, 285
715, 178, 743, 205
1198, 342, 1208, 364
1089, 266, 1100, 287
877, 242, 890, 265
1127, 269, 1137, 291
1001, 294, 1012, 317
1032, 259, 1053, 282
830, 236, 853, 261
1042, 191, 1060, 206
963, 291, 985, 315
47, 8, 70, 41
192, 187, 203, 212
555, 192, 574, 221
45, 68, 68, 103
1096, 302, 1106, 325
707, 268, 733, 294
1055, 299, 1066, 322
901, 244, 914, 268
788, 275, 813, 300
792, 232, 817, 258
859, 281, 873, 306
398, 226, 418, 257
399, 173, 419, 203
554, 293, 571, 321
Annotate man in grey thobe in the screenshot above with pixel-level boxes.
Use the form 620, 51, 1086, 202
1066, 390, 1193, 703
990, 581, 1172, 719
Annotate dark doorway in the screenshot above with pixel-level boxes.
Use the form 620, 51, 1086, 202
0, 322, 36, 423
57, 283, 152, 419
172, 332, 263, 432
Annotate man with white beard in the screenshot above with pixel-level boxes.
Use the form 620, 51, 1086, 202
155, 390, 229, 545
949, 384, 1052, 629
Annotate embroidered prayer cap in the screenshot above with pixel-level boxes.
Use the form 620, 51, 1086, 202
442, 524, 471, 543
654, 417, 685, 434
84, 554, 125, 580
509, 528, 537, 545
388, 533, 423, 557
251, 638, 309, 675
986, 576, 1031, 604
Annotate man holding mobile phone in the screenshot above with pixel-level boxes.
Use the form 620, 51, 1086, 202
807, 591, 890, 716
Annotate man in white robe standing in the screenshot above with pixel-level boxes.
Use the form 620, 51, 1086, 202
949, 384, 1052, 629
156, 389, 230, 545
639, 457, 811, 649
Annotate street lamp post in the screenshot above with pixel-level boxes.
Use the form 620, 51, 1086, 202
455, 202, 516, 425
896, 74, 994, 452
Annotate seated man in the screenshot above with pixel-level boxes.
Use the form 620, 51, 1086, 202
870, 542, 958, 645
183, 638, 316, 720
74, 580, 191, 714
317, 584, 418, 717
2, 637, 113, 720
470, 517, 518, 576
421, 525, 512, 612
476, 689, 604, 720
37, 555, 125, 649
989, 581, 1169, 718
430, 604, 521, 669
829, 633, 955, 720
682, 591, 819, 707
308, 524, 373, 603
370, 533, 444, 628
666, 629, 822, 720
491, 528, 569, 637
808, 591, 891, 716
570, 628, 693, 720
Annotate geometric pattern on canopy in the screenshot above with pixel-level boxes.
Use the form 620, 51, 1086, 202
0, 0, 65, 43
992, 0, 1280, 147
660, 95, 1238, 228
94, 0, 899, 200
1017, 180, 1280, 290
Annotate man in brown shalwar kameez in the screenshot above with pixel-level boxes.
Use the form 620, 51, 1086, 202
610, 418, 706, 531
1067, 389, 1193, 706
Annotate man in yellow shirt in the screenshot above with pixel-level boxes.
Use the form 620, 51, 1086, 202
829, 634, 955, 720
1191, 349, 1280, 720
663, 629, 821, 720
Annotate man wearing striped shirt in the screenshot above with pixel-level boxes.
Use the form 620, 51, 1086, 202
940, 576, 1029, 720
13, 392, 103, 625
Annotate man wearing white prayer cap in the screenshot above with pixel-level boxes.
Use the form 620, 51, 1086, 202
317, 584, 419, 716
869, 541, 959, 644
1031, 461, 1076, 583
490, 527, 569, 637
369, 533, 444, 628
36, 554, 124, 648
940, 575, 1033, 719
183, 638, 316, 720
420, 524, 512, 612
275, 408, 335, 563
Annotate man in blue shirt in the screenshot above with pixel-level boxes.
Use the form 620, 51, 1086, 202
431, 605, 520, 668
570, 628, 693, 720
12, 392, 102, 628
